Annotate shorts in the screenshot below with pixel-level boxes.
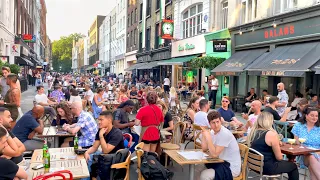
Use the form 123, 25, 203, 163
164, 85, 170, 92
69, 141, 92, 149
141, 139, 160, 144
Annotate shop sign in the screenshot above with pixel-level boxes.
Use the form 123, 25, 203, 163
178, 43, 195, 51
10, 44, 20, 56
271, 58, 300, 65
213, 41, 227, 52
161, 19, 174, 40
22, 34, 36, 43
234, 15, 320, 47
225, 62, 245, 67
261, 71, 285, 76
215, 71, 236, 76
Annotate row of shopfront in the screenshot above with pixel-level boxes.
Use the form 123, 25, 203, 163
127, 5, 320, 104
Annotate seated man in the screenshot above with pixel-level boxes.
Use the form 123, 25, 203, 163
84, 111, 125, 179
241, 100, 262, 133
34, 85, 57, 120
82, 84, 94, 109
194, 99, 210, 128
62, 101, 98, 149
200, 111, 241, 180
245, 88, 257, 107
0, 126, 28, 179
129, 85, 139, 112
0, 107, 26, 164
12, 106, 45, 151
217, 96, 243, 127
49, 85, 65, 103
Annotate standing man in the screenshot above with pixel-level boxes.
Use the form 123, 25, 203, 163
0, 74, 21, 127
194, 99, 210, 128
28, 68, 33, 85
0, 67, 21, 98
208, 75, 219, 109
163, 76, 170, 94
276, 82, 289, 117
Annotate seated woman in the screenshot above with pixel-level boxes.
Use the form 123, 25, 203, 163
118, 88, 129, 103
292, 106, 320, 179
68, 89, 81, 105
183, 97, 200, 139
52, 103, 75, 126
309, 94, 320, 108
92, 88, 107, 119
157, 100, 173, 142
169, 87, 178, 112
247, 112, 299, 180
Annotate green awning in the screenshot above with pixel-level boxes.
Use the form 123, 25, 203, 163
204, 29, 230, 41
137, 61, 159, 69
124, 63, 148, 71
157, 55, 199, 65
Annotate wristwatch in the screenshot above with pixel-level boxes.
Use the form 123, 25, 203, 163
4, 102, 7, 105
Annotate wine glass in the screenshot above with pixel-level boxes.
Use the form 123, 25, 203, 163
288, 139, 296, 149
299, 138, 306, 148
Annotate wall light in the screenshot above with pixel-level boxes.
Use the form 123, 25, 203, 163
272, 20, 277, 28
239, 28, 243, 35
251, 25, 255, 32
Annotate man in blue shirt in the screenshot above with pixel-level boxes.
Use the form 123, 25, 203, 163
12, 105, 45, 151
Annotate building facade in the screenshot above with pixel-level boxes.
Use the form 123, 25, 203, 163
45, 35, 51, 70
88, 15, 106, 66
110, 7, 117, 73
39, 0, 46, 63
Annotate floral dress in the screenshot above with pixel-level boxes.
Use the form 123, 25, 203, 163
183, 109, 193, 138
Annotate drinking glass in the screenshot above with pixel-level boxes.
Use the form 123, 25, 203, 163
288, 139, 296, 149
299, 138, 306, 148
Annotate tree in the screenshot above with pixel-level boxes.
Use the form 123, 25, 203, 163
0, 61, 20, 75
189, 56, 225, 70
52, 33, 84, 72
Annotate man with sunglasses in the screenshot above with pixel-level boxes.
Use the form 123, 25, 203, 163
217, 97, 243, 127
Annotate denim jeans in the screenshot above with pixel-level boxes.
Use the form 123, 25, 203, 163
81, 151, 102, 180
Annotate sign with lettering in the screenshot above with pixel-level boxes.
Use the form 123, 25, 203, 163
261, 71, 285, 76
213, 41, 227, 52
10, 44, 20, 56
22, 34, 36, 43
234, 15, 320, 47
178, 43, 195, 51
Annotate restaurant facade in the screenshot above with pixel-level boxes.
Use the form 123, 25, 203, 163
212, 5, 320, 100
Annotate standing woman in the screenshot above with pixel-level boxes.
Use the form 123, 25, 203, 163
135, 91, 164, 152
169, 87, 178, 111
92, 88, 107, 119
183, 96, 200, 139
292, 106, 320, 180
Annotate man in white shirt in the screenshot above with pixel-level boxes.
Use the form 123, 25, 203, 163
34, 86, 57, 120
163, 76, 170, 93
208, 75, 219, 109
195, 99, 210, 128
83, 84, 94, 104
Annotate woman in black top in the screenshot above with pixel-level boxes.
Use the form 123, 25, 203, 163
52, 103, 76, 126
157, 100, 173, 142
247, 112, 298, 180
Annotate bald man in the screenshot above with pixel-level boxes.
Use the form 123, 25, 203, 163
276, 82, 289, 116
12, 105, 45, 151
242, 100, 262, 132
61, 102, 98, 148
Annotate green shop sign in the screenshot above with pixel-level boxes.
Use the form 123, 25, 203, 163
178, 43, 195, 51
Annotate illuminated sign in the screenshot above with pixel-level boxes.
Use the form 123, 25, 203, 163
161, 19, 174, 40
22, 34, 36, 43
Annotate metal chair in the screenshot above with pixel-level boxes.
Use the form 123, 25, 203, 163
273, 120, 289, 142
234, 143, 249, 180
247, 148, 283, 180
123, 133, 133, 148
33, 170, 73, 180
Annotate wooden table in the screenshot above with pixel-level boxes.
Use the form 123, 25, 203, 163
165, 149, 223, 180
230, 130, 245, 135
281, 143, 320, 162
161, 130, 172, 136
30, 147, 83, 163
102, 102, 121, 110
37, 126, 74, 148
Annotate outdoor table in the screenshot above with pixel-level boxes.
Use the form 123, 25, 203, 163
164, 149, 224, 180
36, 126, 74, 148
30, 147, 83, 163
102, 101, 120, 110
280, 143, 320, 162
161, 130, 172, 136
230, 130, 245, 135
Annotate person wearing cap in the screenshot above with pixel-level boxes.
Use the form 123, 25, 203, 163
264, 96, 291, 122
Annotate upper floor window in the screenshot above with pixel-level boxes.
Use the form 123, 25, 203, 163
140, 3, 143, 21
156, 0, 161, 10
146, 0, 151, 17
239, 0, 257, 25
182, 4, 203, 39
274, 0, 297, 15
221, 1, 228, 29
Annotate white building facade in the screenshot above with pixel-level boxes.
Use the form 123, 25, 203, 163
33, 0, 42, 63
110, 7, 117, 73
114, 0, 126, 74
0, 0, 15, 64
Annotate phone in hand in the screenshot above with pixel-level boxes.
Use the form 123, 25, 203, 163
32, 164, 44, 170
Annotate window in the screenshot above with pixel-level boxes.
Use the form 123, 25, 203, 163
135, 8, 138, 22
140, 3, 143, 21
182, 4, 203, 38
221, 2, 228, 29
273, 0, 297, 14
134, 29, 137, 45
127, 33, 130, 47
155, 23, 160, 49
156, 0, 161, 10
128, 16, 130, 27
139, 32, 143, 51
240, 1, 246, 24
131, 11, 133, 25
146, 0, 151, 17
145, 28, 151, 50
239, 0, 257, 24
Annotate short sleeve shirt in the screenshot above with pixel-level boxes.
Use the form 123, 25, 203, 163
113, 109, 130, 133
291, 122, 320, 149
76, 111, 98, 147
194, 111, 210, 128
264, 107, 281, 120
210, 126, 241, 177
217, 108, 235, 122
34, 94, 49, 104
12, 111, 39, 143
136, 105, 164, 141
95, 127, 125, 154
0, 157, 19, 179
164, 78, 170, 86
277, 90, 289, 116
84, 89, 94, 103
163, 112, 173, 130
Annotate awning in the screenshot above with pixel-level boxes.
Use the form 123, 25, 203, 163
124, 63, 148, 71
157, 55, 199, 65
86, 65, 94, 71
15, 56, 34, 66
136, 61, 160, 70
211, 48, 268, 75
246, 42, 320, 76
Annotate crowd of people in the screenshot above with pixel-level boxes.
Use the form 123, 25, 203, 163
0, 68, 319, 180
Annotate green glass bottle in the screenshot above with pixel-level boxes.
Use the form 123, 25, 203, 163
43, 140, 48, 159
74, 134, 79, 151
44, 149, 50, 169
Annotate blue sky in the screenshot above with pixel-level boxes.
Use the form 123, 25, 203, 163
46, 0, 116, 40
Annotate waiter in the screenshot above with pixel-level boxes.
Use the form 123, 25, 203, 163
208, 75, 219, 109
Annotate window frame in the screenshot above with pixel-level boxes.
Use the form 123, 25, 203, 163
181, 3, 203, 39
221, 1, 228, 29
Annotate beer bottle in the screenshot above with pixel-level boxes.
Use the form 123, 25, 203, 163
74, 134, 79, 151
43, 140, 48, 159
44, 150, 50, 169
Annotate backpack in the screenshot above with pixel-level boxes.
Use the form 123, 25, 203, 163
140, 151, 174, 180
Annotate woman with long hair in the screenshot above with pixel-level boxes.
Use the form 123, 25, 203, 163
52, 103, 75, 126
157, 100, 173, 132
292, 106, 320, 179
92, 88, 107, 119
169, 87, 178, 110
118, 88, 129, 103
183, 96, 200, 139
247, 112, 298, 180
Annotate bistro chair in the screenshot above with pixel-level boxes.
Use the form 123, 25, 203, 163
33, 170, 73, 180
161, 122, 186, 167
135, 142, 145, 180
247, 148, 283, 180
184, 124, 202, 149
234, 143, 249, 180
273, 120, 289, 142
110, 150, 132, 180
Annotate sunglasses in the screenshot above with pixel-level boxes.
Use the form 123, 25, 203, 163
222, 100, 229, 103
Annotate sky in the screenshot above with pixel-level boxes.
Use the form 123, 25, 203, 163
46, 0, 116, 41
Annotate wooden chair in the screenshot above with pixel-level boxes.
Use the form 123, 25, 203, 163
161, 122, 186, 167
111, 150, 132, 180
184, 124, 202, 149
234, 144, 249, 180
172, 116, 181, 124
247, 148, 283, 179
135, 142, 144, 151
135, 142, 145, 180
